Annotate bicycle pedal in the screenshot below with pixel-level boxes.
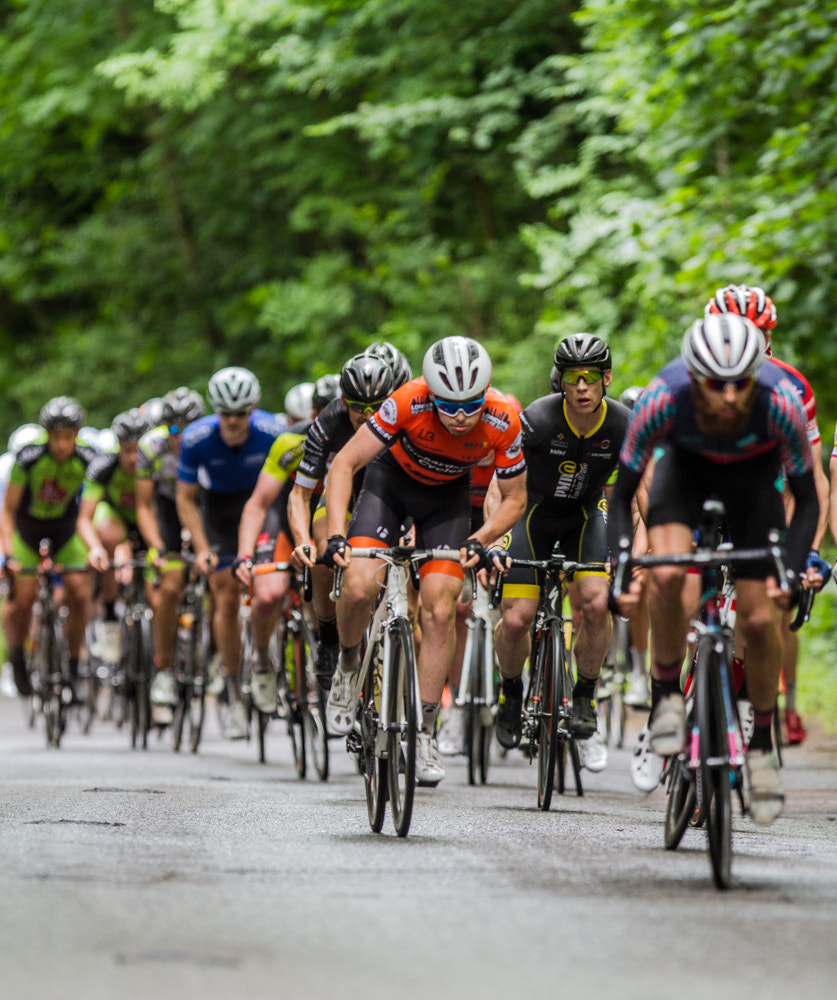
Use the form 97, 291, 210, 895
346, 731, 362, 755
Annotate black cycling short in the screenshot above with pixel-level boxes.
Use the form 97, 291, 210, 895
199, 487, 251, 562
497, 496, 609, 599
155, 494, 185, 555
646, 446, 786, 580
348, 453, 470, 576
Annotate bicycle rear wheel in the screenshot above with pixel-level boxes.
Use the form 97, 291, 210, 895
40, 619, 66, 748
282, 626, 307, 778
697, 641, 732, 888
387, 617, 418, 838
127, 618, 151, 750
360, 648, 387, 833
536, 626, 561, 811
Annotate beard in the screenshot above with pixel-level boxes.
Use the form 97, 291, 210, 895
691, 384, 754, 437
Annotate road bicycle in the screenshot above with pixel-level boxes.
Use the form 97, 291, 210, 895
335, 545, 460, 838
171, 555, 212, 753
491, 543, 604, 811
110, 556, 155, 750
457, 576, 498, 785
18, 540, 89, 748
244, 559, 328, 779
612, 499, 790, 889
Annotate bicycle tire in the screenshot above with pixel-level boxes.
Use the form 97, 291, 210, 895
387, 617, 418, 838
535, 626, 560, 811
127, 617, 150, 750
282, 626, 306, 778
299, 620, 328, 781
697, 639, 732, 889
41, 618, 65, 748
664, 756, 696, 850
171, 620, 189, 752
465, 618, 488, 786
360, 647, 387, 833
188, 606, 210, 753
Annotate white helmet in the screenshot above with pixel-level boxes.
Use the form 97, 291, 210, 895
681, 314, 765, 382
422, 336, 492, 401
7, 423, 44, 456
283, 382, 315, 422
207, 366, 261, 412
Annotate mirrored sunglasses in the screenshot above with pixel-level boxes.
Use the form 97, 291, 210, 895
432, 395, 486, 416
560, 369, 604, 385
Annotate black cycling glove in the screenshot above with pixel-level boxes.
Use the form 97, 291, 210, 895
461, 537, 489, 571
323, 534, 350, 570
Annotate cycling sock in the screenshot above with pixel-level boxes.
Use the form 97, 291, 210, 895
784, 682, 797, 712
573, 672, 598, 700
68, 657, 80, 681
650, 673, 681, 710
421, 701, 440, 734
501, 674, 523, 697
104, 601, 117, 622
338, 644, 360, 674
316, 615, 339, 646
732, 656, 745, 694
750, 716, 773, 752
630, 647, 648, 678
9, 646, 25, 671
226, 672, 242, 701
255, 646, 272, 673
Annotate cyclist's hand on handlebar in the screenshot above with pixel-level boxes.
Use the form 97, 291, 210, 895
766, 571, 797, 611
0, 554, 19, 577
804, 549, 830, 592
460, 537, 489, 571
323, 534, 351, 569
291, 542, 316, 571
195, 549, 217, 576
609, 574, 643, 619
231, 553, 253, 586
87, 546, 110, 573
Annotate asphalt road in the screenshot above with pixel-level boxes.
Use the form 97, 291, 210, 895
2, 691, 837, 1000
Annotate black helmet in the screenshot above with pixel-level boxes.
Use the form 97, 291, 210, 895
366, 342, 413, 388
549, 366, 562, 393
340, 353, 395, 404
39, 396, 86, 430
553, 333, 612, 371
162, 387, 205, 427
111, 408, 149, 442
311, 374, 341, 412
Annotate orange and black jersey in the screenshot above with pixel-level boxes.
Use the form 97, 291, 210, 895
520, 393, 630, 511
367, 379, 525, 487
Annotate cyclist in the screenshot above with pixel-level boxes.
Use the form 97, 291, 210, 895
288, 354, 396, 694
491, 334, 630, 775
233, 371, 345, 714
608, 314, 818, 825
323, 336, 526, 785
0, 397, 97, 698
135, 387, 206, 724
282, 383, 315, 425
77, 408, 149, 666
365, 341, 413, 388
176, 367, 284, 739
706, 284, 830, 744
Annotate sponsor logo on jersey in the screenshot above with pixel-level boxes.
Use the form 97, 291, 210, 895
39, 479, 67, 504
374, 398, 395, 426
480, 407, 510, 432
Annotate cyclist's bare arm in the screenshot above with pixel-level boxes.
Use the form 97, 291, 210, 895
235, 470, 282, 584
470, 472, 526, 554
288, 481, 316, 567
135, 478, 165, 555
0, 482, 23, 568
324, 424, 385, 564
76, 496, 109, 572
175, 481, 214, 570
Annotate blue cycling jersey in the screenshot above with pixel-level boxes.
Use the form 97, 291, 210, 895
177, 410, 284, 493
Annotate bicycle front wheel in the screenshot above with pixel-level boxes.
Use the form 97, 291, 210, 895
387, 617, 418, 838
360, 649, 387, 833
535, 626, 561, 811
664, 756, 696, 850
697, 641, 732, 889
465, 618, 491, 786
298, 620, 328, 781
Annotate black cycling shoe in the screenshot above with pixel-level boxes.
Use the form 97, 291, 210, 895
12, 658, 32, 697
570, 695, 598, 739
496, 680, 524, 749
